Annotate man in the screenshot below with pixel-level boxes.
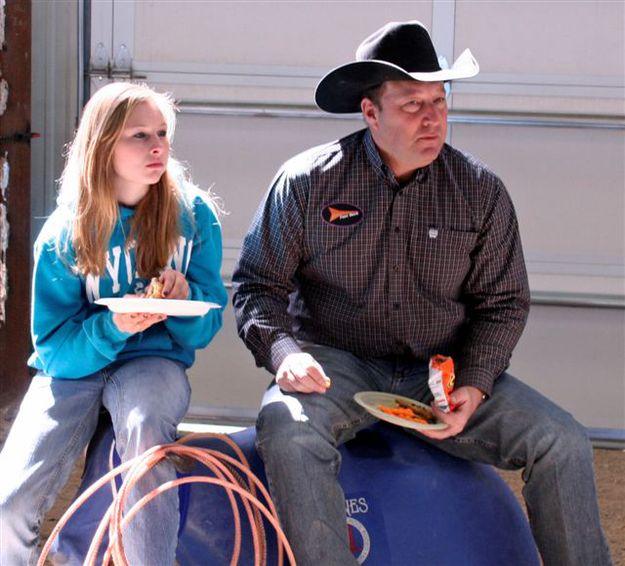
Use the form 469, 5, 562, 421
232, 21, 612, 566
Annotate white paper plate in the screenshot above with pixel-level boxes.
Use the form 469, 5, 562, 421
354, 391, 448, 431
95, 297, 221, 317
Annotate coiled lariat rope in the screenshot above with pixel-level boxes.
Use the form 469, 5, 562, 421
38, 433, 296, 566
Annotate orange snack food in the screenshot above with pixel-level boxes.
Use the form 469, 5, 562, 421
377, 404, 432, 425
428, 355, 456, 413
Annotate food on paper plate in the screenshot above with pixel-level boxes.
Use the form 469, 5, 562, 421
429, 354, 456, 413
145, 277, 164, 299
377, 401, 435, 425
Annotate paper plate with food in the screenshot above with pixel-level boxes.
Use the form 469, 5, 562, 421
353, 391, 448, 431
95, 279, 220, 317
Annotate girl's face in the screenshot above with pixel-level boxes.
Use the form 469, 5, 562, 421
112, 100, 170, 206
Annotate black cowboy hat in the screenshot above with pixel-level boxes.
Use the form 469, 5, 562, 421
315, 21, 479, 114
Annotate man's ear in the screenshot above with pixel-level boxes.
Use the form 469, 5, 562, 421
361, 98, 378, 129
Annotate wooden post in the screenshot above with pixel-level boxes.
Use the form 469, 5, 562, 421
0, 0, 33, 409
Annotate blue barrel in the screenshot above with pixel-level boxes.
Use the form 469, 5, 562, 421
52, 420, 539, 565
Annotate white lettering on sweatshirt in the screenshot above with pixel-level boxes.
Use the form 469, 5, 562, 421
85, 237, 192, 302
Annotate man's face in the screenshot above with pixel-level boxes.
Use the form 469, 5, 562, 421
362, 80, 448, 180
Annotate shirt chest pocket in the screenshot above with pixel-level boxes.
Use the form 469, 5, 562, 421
307, 222, 365, 257
409, 228, 479, 294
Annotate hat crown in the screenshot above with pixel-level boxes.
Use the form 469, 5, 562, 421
315, 20, 478, 113
355, 21, 441, 73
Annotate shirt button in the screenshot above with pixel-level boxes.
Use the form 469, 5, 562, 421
393, 302, 400, 310
393, 265, 399, 272
394, 226, 400, 233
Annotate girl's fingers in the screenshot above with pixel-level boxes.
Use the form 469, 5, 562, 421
113, 312, 165, 333
159, 270, 188, 299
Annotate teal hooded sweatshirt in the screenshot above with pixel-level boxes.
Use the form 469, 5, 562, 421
28, 187, 227, 379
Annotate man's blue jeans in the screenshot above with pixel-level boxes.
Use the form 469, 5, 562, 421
256, 342, 612, 566
0, 356, 190, 566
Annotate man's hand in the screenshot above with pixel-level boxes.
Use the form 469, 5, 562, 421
159, 268, 190, 300
419, 385, 485, 440
275, 352, 332, 394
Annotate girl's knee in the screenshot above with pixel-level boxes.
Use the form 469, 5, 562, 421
116, 412, 178, 457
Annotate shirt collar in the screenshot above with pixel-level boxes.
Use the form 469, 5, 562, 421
363, 129, 393, 182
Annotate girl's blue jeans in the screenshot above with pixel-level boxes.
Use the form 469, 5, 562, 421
256, 342, 613, 566
0, 356, 190, 566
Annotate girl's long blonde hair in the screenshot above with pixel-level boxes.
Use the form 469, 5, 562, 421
58, 82, 182, 277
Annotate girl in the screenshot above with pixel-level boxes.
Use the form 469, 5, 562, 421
0, 82, 227, 565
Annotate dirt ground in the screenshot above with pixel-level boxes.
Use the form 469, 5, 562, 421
497, 448, 624, 565
39, 447, 625, 565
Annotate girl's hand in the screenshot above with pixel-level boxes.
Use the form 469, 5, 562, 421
113, 311, 167, 334
159, 269, 190, 300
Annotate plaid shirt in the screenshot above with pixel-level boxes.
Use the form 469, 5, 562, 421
233, 129, 529, 394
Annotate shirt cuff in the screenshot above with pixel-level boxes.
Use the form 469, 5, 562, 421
455, 367, 496, 397
269, 336, 303, 374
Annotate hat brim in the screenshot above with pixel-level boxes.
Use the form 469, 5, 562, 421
315, 48, 479, 114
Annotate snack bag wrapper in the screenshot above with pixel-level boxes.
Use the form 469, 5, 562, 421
429, 355, 456, 413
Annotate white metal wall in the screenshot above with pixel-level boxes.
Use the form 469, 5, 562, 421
31, 1, 624, 431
